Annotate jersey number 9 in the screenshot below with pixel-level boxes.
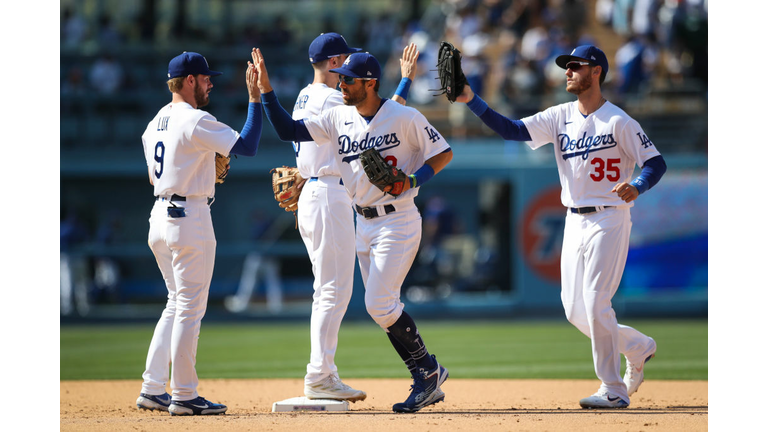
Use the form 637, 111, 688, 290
154, 141, 165, 178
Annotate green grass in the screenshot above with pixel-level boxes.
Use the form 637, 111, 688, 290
60, 319, 707, 381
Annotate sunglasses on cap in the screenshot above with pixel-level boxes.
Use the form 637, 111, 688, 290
565, 61, 593, 71
338, 75, 375, 85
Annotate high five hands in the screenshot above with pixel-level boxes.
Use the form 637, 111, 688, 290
246, 55, 260, 102
251, 48, 273, 95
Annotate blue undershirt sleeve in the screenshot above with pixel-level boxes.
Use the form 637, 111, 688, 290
466, 94, 532, 142
260, 90, 312, 142
229, 102, 262, 156
630, 155, 667, 194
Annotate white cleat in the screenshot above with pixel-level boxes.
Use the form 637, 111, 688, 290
625, 338, 657, 396
305, 373, 367, 402
579, 390, 629, 409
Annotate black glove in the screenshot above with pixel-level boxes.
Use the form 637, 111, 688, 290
359, 148, 408, 196
434, 41, 468, 103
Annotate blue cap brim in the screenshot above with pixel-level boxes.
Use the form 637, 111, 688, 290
556, 55, 589, 69
328, 67, 361, 78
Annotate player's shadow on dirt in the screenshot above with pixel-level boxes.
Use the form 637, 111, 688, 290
317, 407, 709, 415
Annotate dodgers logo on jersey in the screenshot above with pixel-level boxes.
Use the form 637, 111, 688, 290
339, 132, 401, 163
559, 132, 617, 160
637, 132, 654, 148
424, 126, 441, 143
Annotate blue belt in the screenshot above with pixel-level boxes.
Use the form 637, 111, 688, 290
309, 176, 344, 185
570, 206, 613, 214
355, 204, 395, 219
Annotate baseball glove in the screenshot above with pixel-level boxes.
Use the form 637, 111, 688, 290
359, 148, 407, 196
215, 153, 230, 184
434, 41, 467, 103
271, 166, 305, 213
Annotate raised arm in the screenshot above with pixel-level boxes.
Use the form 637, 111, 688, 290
459, 85, 532, 142
230, 60, 263, 156
391, 43, 419, 105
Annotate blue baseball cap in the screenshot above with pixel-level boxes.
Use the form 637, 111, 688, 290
555, 45, 609, 75
167, 52, 222, 78
329, 52, 381, 79
308, 33, 362, 64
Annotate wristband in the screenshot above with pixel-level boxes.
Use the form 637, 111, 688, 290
410, 164, 435, 188
630, 177, 649, 195
394, 77, 412, 101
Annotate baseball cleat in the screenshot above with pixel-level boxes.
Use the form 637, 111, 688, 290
579, 390, 629, 409
304, 373, 367, 402
168, 396, 227, 416
136, 392, 171, 411
624, 338, 657, 396
392, 355, 449, 413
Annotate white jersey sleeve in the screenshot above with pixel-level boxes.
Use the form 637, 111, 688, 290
301, 107, 336, 147
405, 109, 451, 162
141, 102, 239, 198
614, 115, 660, 169
291, 83, 345, 178
520, 105, 562, 150
189, 113, 240, 156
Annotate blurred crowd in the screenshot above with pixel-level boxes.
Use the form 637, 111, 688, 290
61, 0, 707, 109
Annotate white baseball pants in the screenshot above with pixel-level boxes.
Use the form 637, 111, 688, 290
560, 207, 655, 401
298, 177, 356, 385
356, 204, 422, 330
141, 196, 216, 401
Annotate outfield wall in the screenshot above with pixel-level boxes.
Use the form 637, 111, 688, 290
60, 140, 707, 320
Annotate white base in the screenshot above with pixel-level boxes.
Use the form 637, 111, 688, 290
271, 396, 350, 412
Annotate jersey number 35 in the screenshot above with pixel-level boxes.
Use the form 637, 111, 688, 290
590, 157, 620, 182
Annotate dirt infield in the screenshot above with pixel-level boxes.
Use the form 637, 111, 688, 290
61, 378, 707, 431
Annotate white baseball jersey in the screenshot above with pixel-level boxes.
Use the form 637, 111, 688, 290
292, 83, 345, 178
522, 101, 660, 208
303, 99, 451, 209
141, 102, 239, 197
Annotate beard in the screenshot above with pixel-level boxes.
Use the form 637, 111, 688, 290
342, 85, 367, 106
194, 81, 210, 107
566, 73, 593, 95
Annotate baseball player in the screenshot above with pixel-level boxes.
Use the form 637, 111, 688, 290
291, 34, 421, 402
455, 45, 666, 408
136, 51, 263, 415
255, 48, 453, 413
